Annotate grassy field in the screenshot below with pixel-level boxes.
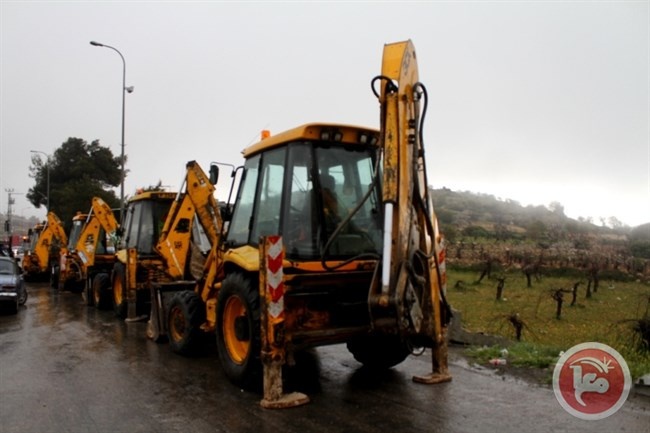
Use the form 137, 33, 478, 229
446, 268, 650, 380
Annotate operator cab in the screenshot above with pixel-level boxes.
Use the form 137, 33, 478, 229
225, 124, 383, 261
119, 191, 176, 257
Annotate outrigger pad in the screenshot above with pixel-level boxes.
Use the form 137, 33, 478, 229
260, 392, 310, 409
412, 373, 452, 385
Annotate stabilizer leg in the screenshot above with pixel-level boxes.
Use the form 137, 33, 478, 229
260, 356, 310, 409
259, 236, 309, 409
413, 327, 452, 384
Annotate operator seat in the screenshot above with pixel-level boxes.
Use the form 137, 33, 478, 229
321, 174, 340, 228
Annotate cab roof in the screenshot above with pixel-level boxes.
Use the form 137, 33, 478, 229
242, 123, 380, 158
129, 190, 177, 203
72, 213, 88, 222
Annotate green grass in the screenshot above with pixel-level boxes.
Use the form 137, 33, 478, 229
466, 342, 561, 368
447, 268, 650, 380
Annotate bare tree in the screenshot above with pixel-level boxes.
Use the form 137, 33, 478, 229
508, 313, 525, 341
495, 277, 506, 301
551, 289, 571, 320
477, 256, 496, 283
570, 281, 581, 307
523, 256, 542, 288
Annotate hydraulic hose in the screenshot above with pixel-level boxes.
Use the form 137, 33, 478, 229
411, 81, 452, 325
319, 76, 397, 270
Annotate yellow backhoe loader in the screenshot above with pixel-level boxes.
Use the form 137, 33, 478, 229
22, 212, 68, 282
144, 40, 451, 408
109, 190, 178, 319
52, 211, 87, 291
54, 198, 119, 305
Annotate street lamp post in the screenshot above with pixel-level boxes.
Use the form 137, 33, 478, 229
90, 40, 130, 221
30, 150, 50, 212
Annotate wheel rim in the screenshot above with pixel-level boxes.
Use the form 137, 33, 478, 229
93, 284, 101, 305
169, 306, 186, 343
223, 296, 249, 365
114, 277, 124, 305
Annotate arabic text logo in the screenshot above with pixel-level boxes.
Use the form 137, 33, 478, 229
553, 342, 631, 420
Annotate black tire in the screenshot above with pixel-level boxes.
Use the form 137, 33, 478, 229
62, 278, 84, 293
7, 301, 18, 315
50, 265, 60, 290
167, 290, 206, 355
112, 263, 128, 319
92, 273, 112, 310
216, 274, 261, 389
346, 333, 411, 369
83, 278, 94, 306
63, 261, 84, 293
17, 287, 28, 306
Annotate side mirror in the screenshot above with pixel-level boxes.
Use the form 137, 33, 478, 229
209, 164, 219, 185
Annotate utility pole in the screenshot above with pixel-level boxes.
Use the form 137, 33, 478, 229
4, 189, 22, 249
90, 40, 132, 221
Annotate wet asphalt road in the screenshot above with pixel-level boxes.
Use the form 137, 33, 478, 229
1, 282, 648, 433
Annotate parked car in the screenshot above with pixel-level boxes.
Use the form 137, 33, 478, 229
0, 243, 12, 258
0, 256, 27, 313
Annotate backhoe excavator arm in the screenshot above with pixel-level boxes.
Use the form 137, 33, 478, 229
374, 40, 451, 383
155, 161, 223, 286
76, 197, 119, 267
148, 161, 225, 341
32, 212, 68, 272
183, 160, 224, 302
92, 197, 119, 237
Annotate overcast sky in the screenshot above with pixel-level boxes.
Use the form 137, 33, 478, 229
1, 1, 648, 227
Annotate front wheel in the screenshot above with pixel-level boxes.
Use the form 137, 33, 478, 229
216, 274, 261, 389
167, 290, 205, 355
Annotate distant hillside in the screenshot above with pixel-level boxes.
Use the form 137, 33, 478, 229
430, 188, 650, 280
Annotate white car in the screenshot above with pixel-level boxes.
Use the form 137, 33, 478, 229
0, 256, 28, 314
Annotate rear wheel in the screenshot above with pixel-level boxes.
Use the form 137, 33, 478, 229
347, 333, 411, 369
167, 290, 206, 355
112, 263, 128, 319
92, 273, 112, 310
216, 274, 261, 389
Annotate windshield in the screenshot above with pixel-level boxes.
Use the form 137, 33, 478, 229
226, 141, 383, 260
0, 259, 17, 275
122, 199, 173, 255
67, 219, 85, 250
